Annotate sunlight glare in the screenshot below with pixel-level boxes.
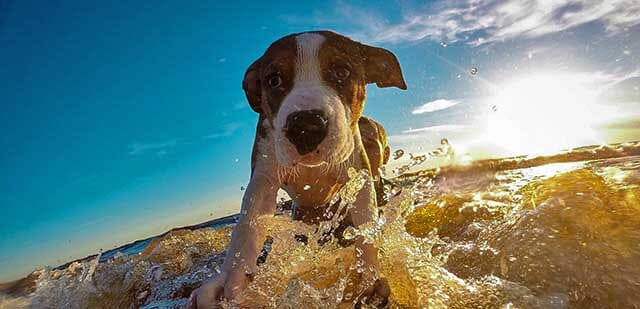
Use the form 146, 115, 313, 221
483, 73, 617, 156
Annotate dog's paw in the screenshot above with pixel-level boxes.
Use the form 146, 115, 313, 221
223, 269, 252, 300
187, 271, 252, 309
187, 274, 226, 309
355, 278, 390, 308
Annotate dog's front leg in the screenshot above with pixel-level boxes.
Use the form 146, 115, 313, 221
224, 171, 279, 296
346, 128, 391, 307
351, 177, 390, 308
350, 177, 391, 307
191, 170, 279, 307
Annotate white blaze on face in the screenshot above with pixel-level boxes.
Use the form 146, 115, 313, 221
274, 33, 353, 167
294, 33, 324, 86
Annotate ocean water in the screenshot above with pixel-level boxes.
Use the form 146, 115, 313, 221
1, 142, 640, 308
58, 214, 241, 268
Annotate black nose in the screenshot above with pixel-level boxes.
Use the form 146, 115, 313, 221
285, 110, 329, 155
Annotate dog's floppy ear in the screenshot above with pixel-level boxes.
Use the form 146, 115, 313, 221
361, 45, 407, 90
242, 58, 263, 113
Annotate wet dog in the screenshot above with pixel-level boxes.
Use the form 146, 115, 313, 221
190, 30, 406, 308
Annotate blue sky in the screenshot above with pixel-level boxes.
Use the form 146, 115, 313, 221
1, 0, 639, 282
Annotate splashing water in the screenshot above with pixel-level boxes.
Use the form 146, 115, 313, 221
390, 139, 455, 176
2, 142, 640, 308
393, 149, 405, 160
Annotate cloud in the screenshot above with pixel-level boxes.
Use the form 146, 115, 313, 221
128, 139, 178, 156
412, 99, 460, 114
127, 122, 244, 157
202, 122, 242, 140
536, 69, 640, 95
387, 125, 466, 146
349, 0, 640, 45
609, 69, 640, 86
388, 125, 464, 142
232, 101, 247, 110
403, 125, 466, 134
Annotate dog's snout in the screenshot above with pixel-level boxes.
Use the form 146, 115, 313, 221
285, 110, 329, 155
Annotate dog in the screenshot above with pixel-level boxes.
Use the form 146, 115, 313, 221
190, 30, 406, 308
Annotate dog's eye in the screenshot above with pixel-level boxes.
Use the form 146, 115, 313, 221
267, 74, 282, 89
333, 66, 350, 81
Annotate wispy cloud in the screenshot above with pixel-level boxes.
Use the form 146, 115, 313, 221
388, 124, 467, 145
403, 125, 466, 134
232, 101, 248, 110
128, 139, 178, 156
126, 122, 244, 157
412, 99, 461, 114
348, 0, 640, 45
538, 69, 640, 94
202, 122, 242, 140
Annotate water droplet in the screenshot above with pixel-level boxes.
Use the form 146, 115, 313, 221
390, 187, 401, 196
470, 67, 478, 75
439, 42, 448, 48
393, 149, 405, 160
359, 169, 370, 178
347, 167, 358, 179
234, 158, 239, 163
355, 247, 364, 257
303, 184, 311, 191
342, 227, 358, 240
412, 154, 427, 165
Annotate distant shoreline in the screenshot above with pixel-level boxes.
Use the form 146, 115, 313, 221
400, 140, 640, 181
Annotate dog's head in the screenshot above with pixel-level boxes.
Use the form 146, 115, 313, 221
243, 31, 406, 167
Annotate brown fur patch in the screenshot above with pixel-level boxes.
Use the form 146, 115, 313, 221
251, 116, 268, 176
316, 31, 368, 130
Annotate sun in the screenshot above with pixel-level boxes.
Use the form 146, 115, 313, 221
482, 73, 617, 156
